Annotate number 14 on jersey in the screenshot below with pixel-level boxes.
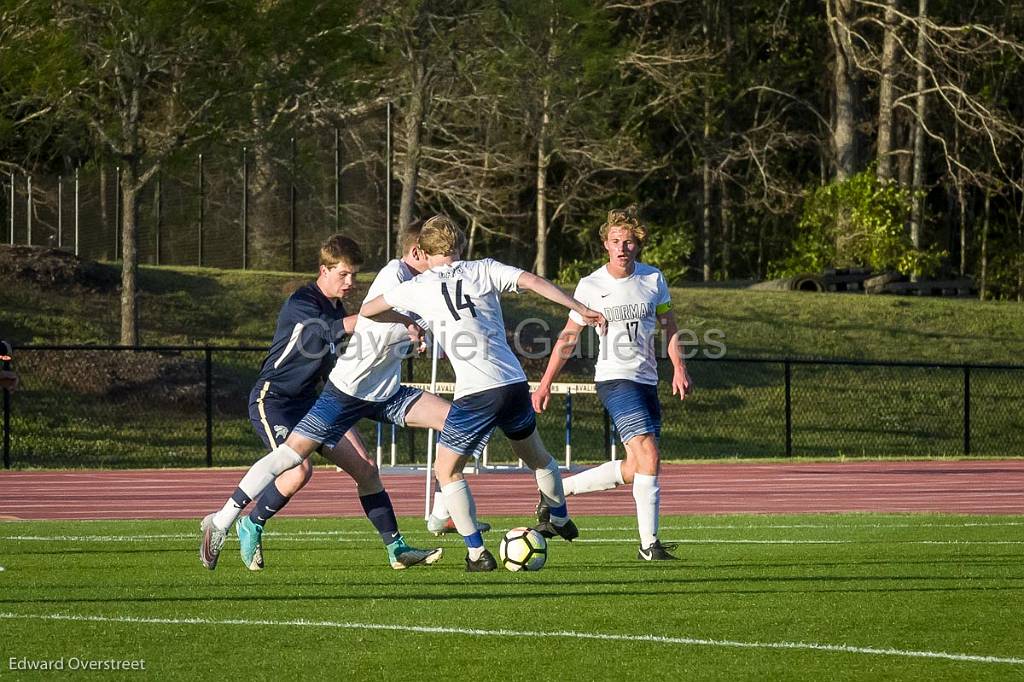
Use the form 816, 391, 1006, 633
441, 280, 478, 320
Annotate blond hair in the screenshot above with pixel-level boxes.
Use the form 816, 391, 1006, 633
319, 234, 364, 268
600, 206, 647, 245
418, 214, 466, 257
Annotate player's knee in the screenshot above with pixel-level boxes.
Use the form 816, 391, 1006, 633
626, 434, 660, 472
350, 460, 381, 488
433, 461, 462, 486
299, 458, 314, 484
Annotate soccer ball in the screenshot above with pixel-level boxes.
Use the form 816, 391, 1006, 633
498, 527, 547, 572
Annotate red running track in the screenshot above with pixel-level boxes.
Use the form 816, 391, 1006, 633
1, 460, 1022, 520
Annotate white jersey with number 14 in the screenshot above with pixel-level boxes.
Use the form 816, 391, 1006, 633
383, 258, 527, 400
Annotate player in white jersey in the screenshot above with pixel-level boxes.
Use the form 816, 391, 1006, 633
532, 207, 692, 561
200, 225, 451, 572
360, 215, 606, 571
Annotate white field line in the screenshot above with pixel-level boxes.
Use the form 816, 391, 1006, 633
0, 611, 1019, 667
0, 533, 1022, 546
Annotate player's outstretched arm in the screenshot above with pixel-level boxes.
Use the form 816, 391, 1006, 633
359, 295, 416, 326
658, 310, 692, 400
532, 319, 585, 413
517, 272, 605, 330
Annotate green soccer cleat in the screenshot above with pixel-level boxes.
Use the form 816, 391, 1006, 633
236, 516, 265, 571
386, 537, 444, 570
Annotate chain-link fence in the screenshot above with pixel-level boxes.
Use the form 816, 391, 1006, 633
1, 111, 393, 273
3, 346, 1022, 469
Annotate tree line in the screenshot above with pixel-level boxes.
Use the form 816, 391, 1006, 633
2, 0, 1022, 344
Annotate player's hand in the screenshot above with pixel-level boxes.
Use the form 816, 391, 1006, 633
407, 323, 427, 353
672, 366, 692, 400
579, 307, 607, 335
531, 384, 552, 413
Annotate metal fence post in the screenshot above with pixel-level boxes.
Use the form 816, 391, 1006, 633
405, 355, 415, 462
603, 407, 611, 460
242, 147, 248, 270
334, 127, 341, 230
205, 347, 213, 467
114, 167, 120, 259
74, 168, 80, 257
155, 172, 162, 266
26, 175, 32, 245
57, 175, 63, 248
784, 360, 793, 456
7, 171, 13, 245
564, 389, 572, 469
8, 172, 14, 245
289, 137, 296, 272
385, 102, 392, 259
198, 154, 205, 268
2, 343, 11, 469
963, 365, 971, 456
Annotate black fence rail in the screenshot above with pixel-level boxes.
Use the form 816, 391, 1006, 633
2, 345, 1023, 469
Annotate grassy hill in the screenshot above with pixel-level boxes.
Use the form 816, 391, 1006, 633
2, 255, 1023, 466
4, 259, 1024, 364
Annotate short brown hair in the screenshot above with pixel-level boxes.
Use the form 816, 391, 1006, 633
418, 215, 466, 258
600, 206, 648, 245
399, 219, 424, 255
319, 234, 364, 268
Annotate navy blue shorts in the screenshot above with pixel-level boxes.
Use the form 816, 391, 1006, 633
291, 381, 423, 450
438, 381, 537, 458
248, 383, 315, 449
596, 379, 661, 444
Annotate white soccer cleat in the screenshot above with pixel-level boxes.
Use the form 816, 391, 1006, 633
199, 513, 228, 570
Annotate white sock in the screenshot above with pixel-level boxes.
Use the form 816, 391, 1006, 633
441, 479, 479, 538
564, 460, 624, 496
430, 480, 449, 519
212, 444, 304, 530
632, 473, 660, 548
534, 456, 569, 524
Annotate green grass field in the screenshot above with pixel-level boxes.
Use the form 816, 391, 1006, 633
1, 513, 1022, 680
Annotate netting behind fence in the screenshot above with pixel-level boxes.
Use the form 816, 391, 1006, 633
4, 112, 391, 273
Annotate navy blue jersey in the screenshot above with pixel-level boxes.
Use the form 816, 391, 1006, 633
253, 283, 348, 401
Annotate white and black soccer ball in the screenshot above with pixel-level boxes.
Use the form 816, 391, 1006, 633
498, 527, 547, 572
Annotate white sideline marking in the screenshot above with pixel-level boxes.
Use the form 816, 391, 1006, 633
1, 534, 1022, 546
0, 611, 1020, 666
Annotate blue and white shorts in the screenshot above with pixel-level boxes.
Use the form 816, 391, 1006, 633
596, 379, 661, 444
438, 381, 537, 459
292, 382, 423, 450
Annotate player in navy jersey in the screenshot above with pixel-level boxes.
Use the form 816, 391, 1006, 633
360, 215, 606, 571
532, 208, 692, 561
207, 234, 441, 571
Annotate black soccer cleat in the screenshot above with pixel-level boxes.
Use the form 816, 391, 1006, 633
535, 492, 550, 524
637, 539, 679, 561
465, 548, 498, 572
533, 518, 579, 542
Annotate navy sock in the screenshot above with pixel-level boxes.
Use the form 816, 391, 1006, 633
248, 483, 290, 527
360, 490, 400, 545
230, 488, 252, 510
